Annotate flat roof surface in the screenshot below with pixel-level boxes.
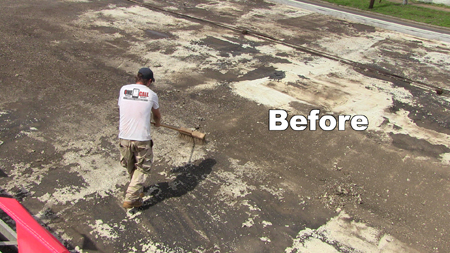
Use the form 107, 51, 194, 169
1, 0, 449, 252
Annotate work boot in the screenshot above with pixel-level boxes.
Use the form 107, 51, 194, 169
122, 198, 143, 209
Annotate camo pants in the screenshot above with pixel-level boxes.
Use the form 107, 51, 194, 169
119, 139, 153, 202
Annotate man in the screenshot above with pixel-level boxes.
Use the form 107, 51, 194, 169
118, 67, 161, 208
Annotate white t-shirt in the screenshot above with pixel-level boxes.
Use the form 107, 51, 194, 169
118, 84, 159, 141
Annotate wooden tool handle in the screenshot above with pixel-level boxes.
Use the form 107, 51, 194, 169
151, 122, 205, 141
151, 122, 180, 131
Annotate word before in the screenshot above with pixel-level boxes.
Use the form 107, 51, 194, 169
269, 109, 369, 131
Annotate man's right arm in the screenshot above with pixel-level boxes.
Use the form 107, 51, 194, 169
152, 108, 161, 127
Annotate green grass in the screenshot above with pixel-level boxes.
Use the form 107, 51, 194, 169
320, 0, 450, 27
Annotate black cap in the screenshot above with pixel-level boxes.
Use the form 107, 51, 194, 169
138, 67, 155, 82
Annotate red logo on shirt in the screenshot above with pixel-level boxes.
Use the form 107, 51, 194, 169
123, 89, 149, 100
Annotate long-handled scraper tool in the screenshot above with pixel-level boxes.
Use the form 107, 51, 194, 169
152, 122, 206, 144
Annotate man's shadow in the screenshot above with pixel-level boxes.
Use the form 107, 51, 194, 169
138, 158, 216, 210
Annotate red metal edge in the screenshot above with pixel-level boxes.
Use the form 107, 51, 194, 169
0, 197, 69, 253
